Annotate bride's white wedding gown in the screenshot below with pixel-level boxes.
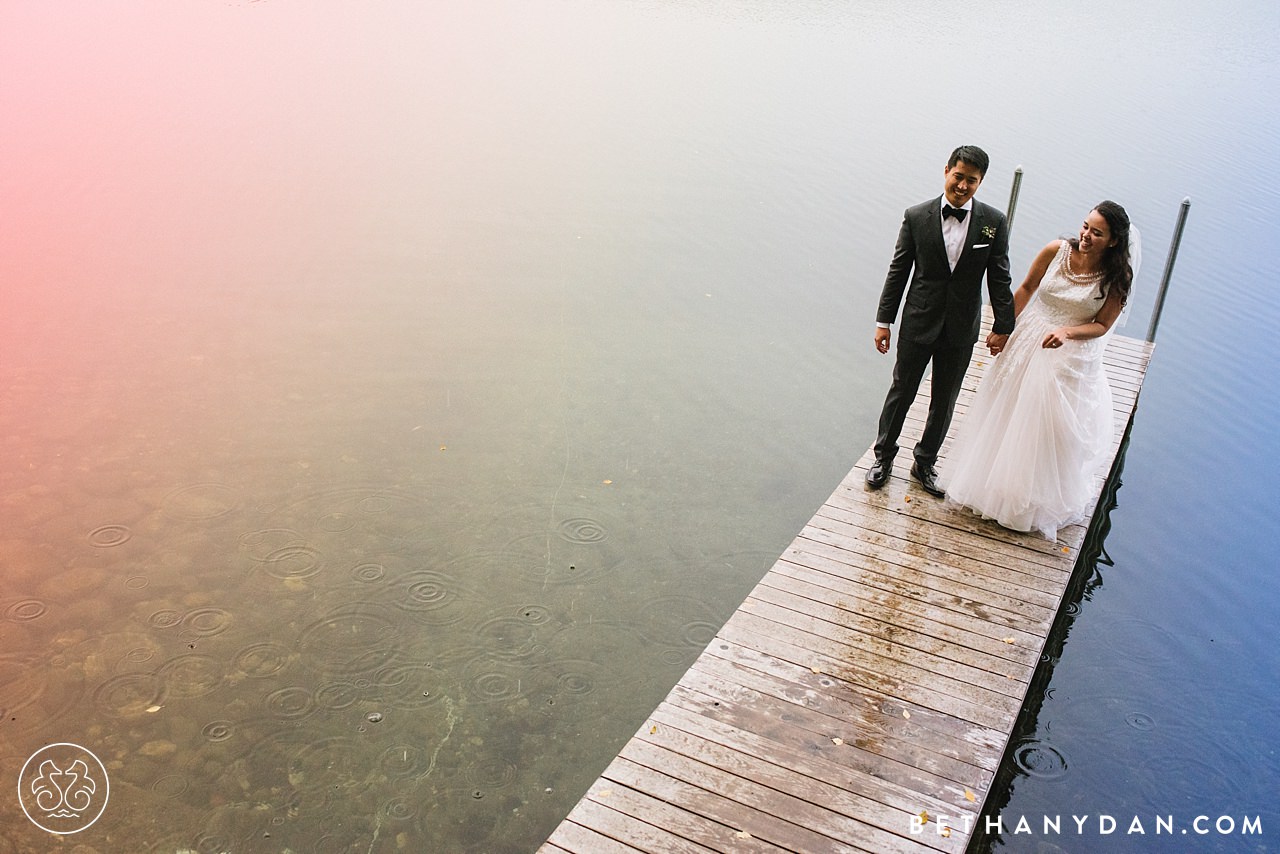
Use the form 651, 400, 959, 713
942, 241, 1116, 540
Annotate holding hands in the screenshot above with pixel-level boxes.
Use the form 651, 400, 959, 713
878, 328, 1010, 355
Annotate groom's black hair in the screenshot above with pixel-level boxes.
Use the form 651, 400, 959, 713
947, 145, 990, 177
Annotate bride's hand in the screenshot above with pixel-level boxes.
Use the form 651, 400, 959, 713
1041, 328, 1070, 349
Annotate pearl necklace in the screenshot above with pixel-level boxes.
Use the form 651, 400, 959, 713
1064, 247, 1104, 283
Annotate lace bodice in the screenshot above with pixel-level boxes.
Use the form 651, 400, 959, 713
1030, 241, 1111, 328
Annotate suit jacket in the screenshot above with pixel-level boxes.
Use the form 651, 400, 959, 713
876, 196, 1015, 347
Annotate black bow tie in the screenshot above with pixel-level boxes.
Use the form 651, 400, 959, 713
943, 205, 967, 222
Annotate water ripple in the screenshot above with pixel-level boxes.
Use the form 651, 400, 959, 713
315, 681, 361, 710
536, 657, 618, 723
117, 646, 158, 671
474, 502, 624, 585
463, 658, 529, 703
636, 594, 721, 650
316, 512, 355, 533
239, 528, 308, 561
394, 569, 470, 624
88, 524, 132, 548
157, 653, 224, 699
93, 672, 165, 717
147, 608, 184, 629
165, 483, 242, 520
379, 744, 430, 780
467, 757, 517, 789
151, 774, 189, 799
0, 654, 55, 719
264, 686, 315, 720
4, 599, 48, 621
557, 517, 607, 544
383, 796, 417, 822
261, 545, 324, 580
1125, 712, 1156, 731
1099, 617, 1181, 664
351, 562, 387, 583
183, 607, 232, 637
516, 603, 552, 624
202, 720, 235, 742
1011, 738, 1069, 780
474, 611, 545, 661
232, 642, 292, 679
298, 604, 401, 676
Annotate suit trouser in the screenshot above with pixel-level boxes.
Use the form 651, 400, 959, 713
873, 337, 971, 469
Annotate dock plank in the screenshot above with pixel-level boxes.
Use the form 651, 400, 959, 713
746, 580, 1034, 682
603, 754, 874, 854
675, 656, 1001, 783
581, 776, 789, 854
541, 328, 1155, 853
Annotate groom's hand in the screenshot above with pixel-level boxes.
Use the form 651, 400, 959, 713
874, 327, 891, 354
986, 332, 1008, 355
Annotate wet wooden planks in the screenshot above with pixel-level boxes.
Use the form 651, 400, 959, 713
543, 327, 1155, 853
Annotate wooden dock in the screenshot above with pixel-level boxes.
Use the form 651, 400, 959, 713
541, 324, 1156, 853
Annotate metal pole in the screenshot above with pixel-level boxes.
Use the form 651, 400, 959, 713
1146, 197, 1191, 343
1005, 166, 1024, 234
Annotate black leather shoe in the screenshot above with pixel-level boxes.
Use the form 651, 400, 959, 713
865, 459, 892, 490
910, 462, 945, 498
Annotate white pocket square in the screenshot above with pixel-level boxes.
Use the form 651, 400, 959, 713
972, 243, 991, 249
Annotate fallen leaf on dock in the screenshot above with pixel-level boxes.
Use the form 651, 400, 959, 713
965, 788, 976, 802
1003, 637, 1015, 644
941, 825, 952, 838
832, 737, 843, 745
919, 810, 929, 825
902, 709, 911, 719
734, 830, 752, 840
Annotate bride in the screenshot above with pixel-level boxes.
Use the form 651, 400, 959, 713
941, 200, 1138, 540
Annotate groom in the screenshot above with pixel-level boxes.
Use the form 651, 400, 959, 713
866, 145, 1015, 497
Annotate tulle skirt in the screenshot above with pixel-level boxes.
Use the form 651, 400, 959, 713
941, 306, 1114, 541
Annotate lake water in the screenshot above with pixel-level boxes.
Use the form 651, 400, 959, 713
2, 1, 1278, 851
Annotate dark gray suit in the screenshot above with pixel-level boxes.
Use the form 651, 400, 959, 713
873, 196, 1015, 468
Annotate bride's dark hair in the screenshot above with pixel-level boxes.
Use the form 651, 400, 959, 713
1069, 199, 1133, 305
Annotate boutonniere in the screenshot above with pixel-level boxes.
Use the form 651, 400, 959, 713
981, 225, 997, 240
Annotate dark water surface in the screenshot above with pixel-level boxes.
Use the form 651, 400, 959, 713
2, 1, 1278, 851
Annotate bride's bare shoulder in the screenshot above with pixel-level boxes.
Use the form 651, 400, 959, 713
1032, 240, 1064, 266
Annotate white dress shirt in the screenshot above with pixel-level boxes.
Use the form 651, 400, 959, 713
940, 196, 972, 272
